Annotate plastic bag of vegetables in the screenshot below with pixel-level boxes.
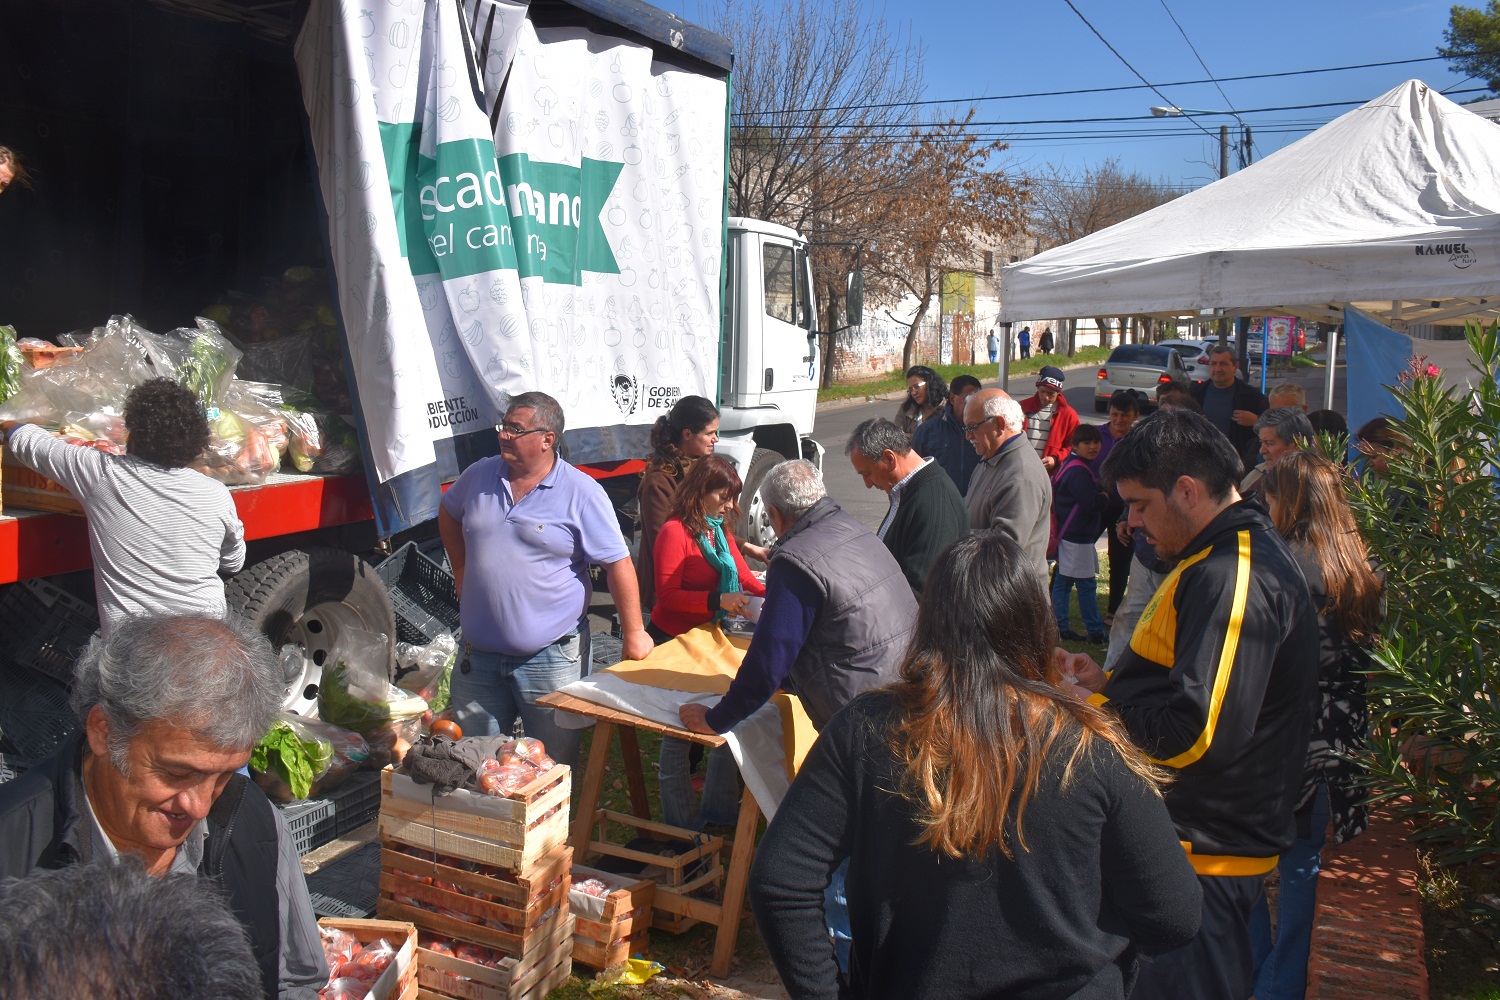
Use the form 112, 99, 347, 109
396, 633, 458, 715
251, 711, 371, 802
0, 325, 22, 404
318, 627, 426, 766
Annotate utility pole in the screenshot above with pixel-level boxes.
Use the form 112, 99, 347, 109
1219, 125, 1229, 179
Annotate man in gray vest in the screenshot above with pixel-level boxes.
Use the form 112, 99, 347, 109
963, 388, 1052, 581
678, 459, 918, 735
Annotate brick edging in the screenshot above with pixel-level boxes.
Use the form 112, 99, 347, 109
1306, 810, 1429, 999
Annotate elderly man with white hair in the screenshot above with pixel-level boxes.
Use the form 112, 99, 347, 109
963, 387, 1053, 580
0, 615, 328, 1000
678, 459, 916, 737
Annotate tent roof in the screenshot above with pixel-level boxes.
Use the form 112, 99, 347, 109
1000, 81, 1500, 330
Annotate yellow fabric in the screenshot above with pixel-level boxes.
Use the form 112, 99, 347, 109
1085, 691, 1110, 707
1127, 546, 1211, 665
1156, 530, 1253, 770
1179, 841, 1279, 877
600, 624, 816, 780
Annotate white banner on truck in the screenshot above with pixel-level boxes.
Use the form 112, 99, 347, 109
296, 0, 726, 500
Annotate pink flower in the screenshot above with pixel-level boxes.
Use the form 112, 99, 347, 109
1425, 363, 1442, 379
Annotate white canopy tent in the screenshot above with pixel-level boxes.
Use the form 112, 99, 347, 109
1000, 80, 1500, 335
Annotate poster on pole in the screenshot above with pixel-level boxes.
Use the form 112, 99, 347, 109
1265, 315, 1296, 356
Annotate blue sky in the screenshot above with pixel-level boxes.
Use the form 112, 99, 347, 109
658, 0, 1478, 188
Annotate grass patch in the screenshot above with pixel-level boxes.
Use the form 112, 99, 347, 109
817, 348, 1112, 403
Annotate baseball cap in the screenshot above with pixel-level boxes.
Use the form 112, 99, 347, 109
1036, 366, 1065, 389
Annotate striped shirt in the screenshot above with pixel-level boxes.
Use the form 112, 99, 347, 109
7, 423, 245, 634
1025, 403, 1055, 461
876, 458, 932, 540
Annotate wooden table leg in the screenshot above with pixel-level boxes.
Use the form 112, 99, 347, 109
617, 726, 653, 822
709, 783, 761, 979
571, 720, 615, 857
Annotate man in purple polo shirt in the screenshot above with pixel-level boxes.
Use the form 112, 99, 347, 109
437, 391, 653, 767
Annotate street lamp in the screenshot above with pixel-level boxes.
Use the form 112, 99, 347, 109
1149, 106, 1252, 179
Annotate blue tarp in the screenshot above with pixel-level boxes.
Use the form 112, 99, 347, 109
1344, 307, 1413, 440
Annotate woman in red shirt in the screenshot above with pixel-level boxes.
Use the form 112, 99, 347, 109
651, 455, 766, 829
651, 455, 766, 637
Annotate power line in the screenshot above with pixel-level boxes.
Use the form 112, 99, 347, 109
1155, 0, 1253, 160
731, 56, 1447, 119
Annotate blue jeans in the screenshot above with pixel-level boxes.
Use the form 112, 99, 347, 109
1052, 573, 1104, 635
448, 629, 590, 769
825, 858, 851, 973
657, 737, 740, 830
1250, 784, 1330, 1000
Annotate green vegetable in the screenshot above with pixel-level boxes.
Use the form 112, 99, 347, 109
250, 720, 333, 800
0, 326, 21, 404
182, 333, 231, 407
319, 659, 428, 733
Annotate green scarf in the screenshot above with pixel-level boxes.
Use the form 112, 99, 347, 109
696, 515, 740, 622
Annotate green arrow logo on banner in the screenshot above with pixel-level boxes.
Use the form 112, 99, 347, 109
378, 126, 622, 285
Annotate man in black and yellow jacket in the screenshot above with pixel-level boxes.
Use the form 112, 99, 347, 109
1066, 407, 1318, 1000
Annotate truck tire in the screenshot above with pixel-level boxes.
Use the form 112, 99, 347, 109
226, 548, 396, 714
735, 447, 784, 558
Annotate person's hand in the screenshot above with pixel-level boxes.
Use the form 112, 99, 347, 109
678, 703, 716, 735
1232, 409, 1259, 427
1115, 521, 1133, 545
1042, 455, 1058, 472
1053, 647, 1108, 694
720, 592, 750, 616
741, 542, 771, 564
621, 628, 654, 661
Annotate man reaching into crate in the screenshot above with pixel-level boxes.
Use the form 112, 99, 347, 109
0, 614, 329, 999
438, 391, 654, 769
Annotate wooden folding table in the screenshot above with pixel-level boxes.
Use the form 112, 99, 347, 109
536, 690, 761, 980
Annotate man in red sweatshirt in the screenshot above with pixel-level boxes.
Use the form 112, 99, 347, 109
1019, 364, 1080, 473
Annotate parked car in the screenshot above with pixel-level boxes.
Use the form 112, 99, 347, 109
1157, 338, 1215, 382
1095, 344, 1188, 412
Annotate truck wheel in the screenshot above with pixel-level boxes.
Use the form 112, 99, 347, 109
735, 448, 784, 558
226, 548, 396, 715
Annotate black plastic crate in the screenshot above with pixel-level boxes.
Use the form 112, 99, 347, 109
0, 671, 77, 762
280, 797, 336, 856
0, 579, 99, 685
376, 542, 461, 646
306, 842, 381, 919
329, 770, 382, 834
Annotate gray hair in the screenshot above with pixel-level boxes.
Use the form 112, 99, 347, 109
507, 391, 565, 435
71, 616, 282, 771
0, 858, 262, 1000
844, 418, 912, 461
980, 392, 1026, 435
1267, 381, 1306, 407
760, 459, 827, 520
1208, 343, 1238, 362
1254, 406, 1315, 446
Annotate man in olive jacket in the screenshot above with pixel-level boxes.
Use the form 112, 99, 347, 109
845, 418, 968, 595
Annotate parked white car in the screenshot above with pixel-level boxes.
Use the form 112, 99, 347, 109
1157, 338, 1215, 382
1094, 344, 1189, 412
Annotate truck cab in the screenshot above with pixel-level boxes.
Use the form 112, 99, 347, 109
716, 219, 825, 548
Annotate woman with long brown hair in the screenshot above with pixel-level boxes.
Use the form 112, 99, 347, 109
748, 532, 1201, 999
1250, 451, 1382, 1000
636, 395, 721, 614
652, 454, 766, 830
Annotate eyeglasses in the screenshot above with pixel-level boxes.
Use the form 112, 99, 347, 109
497, 423, 548, 439
909, 381, 926, 390
963, 415, 997, 434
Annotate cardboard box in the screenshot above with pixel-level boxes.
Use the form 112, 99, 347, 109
1, 450, 82, 515
318, 916, 419, 1000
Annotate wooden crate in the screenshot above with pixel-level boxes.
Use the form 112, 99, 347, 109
414, 934, 572, 1000
381, 842, 572, 922
318, 916, 419, 1000
378, 765, 570, 872
1, 452, 82, 515
376, 866, 570, 959
19, 344, 83, 369
569, 865, 654, 971
580, 809, 722, 936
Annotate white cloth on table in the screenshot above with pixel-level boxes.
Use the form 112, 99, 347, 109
551, 671, 793, 821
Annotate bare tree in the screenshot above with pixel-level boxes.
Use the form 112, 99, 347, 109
1027, 159, 1179, 350
860, 116, 1030, 370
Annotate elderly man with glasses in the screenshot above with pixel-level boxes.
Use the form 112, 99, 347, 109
438, 391, 653, 767
962, 388, 1053, 582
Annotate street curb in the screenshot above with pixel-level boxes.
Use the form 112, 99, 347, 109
815, 360, 1102, 412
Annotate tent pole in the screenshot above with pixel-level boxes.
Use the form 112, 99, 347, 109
1324, 324, 1339, 411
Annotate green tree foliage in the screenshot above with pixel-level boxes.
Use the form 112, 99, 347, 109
1344, 323, 1500, 863
1440, 1, 1500, 94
